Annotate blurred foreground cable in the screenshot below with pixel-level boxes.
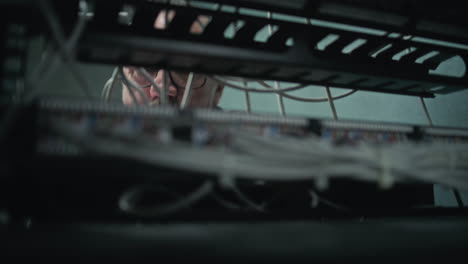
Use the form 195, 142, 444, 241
118, 181, 214, 217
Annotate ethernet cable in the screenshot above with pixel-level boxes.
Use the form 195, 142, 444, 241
211, 76, 310, 93
102, 67, 120, 102
118, 66, 150, 105
137, 67, 168, 105
257, 81, 358, 103
118, 181, 214, 217
50, 119, 468, 190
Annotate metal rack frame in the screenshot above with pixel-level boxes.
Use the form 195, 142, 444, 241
71, 0, 468, 98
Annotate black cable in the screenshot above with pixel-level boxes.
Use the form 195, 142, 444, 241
453, 189, 464, 208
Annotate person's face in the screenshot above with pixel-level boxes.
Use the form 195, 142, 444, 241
122, 67, 223, 108
122, 10, 222, 108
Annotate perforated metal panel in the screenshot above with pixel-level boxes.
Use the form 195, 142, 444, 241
76, 0, 468, 97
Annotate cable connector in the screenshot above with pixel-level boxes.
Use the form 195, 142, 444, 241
315, 172, 329, 191
309, 190, 320, 208
158, 125, 173, 144
219, 153, 237, 190
378, 148, 394, 189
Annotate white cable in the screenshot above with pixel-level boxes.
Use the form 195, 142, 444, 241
214, 76, 358, 102
273, 81, 286, 116
118, 181, 214, 217
210, 191, 243, 210
122, 77, 140, 106
231, 186, 265, 212
309, 190, 351, 212
102, 67, 119, 102
50, 120, 468, 190
212, 76, 309, 93
219, 151, 264, 212
281, 89, 357, 103
243, 81, 251, 113
102, 78, 112, 99
138, 67, 168, 105
315, 173, 329, 191
118, 66, 150, 105
106, 67, 120, 101
257, 80, 356, 101
180, 72, 194, 109
281, 90, 356, 102
378, 148, 394, 189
